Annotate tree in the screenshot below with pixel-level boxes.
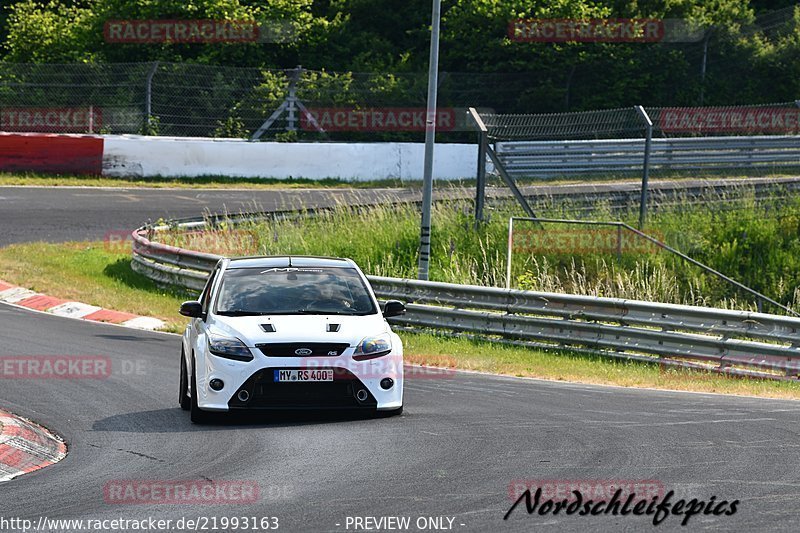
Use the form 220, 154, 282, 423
2, 0, 331, 66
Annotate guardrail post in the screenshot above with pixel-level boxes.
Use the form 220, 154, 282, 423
635, 106, 653, 230
475, 131, 488, 224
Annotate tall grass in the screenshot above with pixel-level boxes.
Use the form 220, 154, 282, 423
158, 185, 800, 314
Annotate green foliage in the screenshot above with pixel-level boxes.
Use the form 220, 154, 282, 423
2, 0, 330, 66
511, 190, 800, 313
1, 1, 798, 111
139, 113, 160, 135
213, 115, 248, 138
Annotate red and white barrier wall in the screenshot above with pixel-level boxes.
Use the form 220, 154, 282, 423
0, 133, 104, 175
0, 133, 480, 181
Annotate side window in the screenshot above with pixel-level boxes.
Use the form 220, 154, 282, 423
200, 265, 221, 314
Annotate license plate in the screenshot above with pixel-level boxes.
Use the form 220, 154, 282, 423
274, 369, 334, 382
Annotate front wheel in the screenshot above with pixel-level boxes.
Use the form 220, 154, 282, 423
179, 349, 190, 411
190, 359, 213, 424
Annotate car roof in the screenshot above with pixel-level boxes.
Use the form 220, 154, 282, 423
225, 255, 355, 269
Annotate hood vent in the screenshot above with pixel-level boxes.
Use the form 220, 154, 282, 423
260, 323, 276, 333
326, 323, 341, 332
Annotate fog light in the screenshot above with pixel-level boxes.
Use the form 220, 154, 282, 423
209, 378, 224, 391
380, 378, 394, 390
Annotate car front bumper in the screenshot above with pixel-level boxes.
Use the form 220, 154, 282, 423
196, 353, 404, 412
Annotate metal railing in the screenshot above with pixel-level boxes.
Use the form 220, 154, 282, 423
495, 136, 800, 178
131, 214, 800, 381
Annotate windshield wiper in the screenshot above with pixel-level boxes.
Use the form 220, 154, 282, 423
216, 310, 273, 316
295, 308, 360, 315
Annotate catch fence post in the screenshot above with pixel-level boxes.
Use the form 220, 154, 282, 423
635, 105, 653, 230
145, 61, 159, 133
468, 107, 488, 224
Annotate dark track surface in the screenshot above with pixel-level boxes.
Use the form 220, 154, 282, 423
1, 304, 799, 532
0, 187, 420, 246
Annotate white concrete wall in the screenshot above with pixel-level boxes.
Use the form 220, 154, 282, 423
102, 135, 479, 181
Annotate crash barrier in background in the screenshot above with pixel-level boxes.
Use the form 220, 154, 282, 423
2, 130, 797, 182
130, 211, 800, 382
102, 136, 478, 180
0, 132, 478, 180
0, 133, 104, 175
495, 136, 800, 178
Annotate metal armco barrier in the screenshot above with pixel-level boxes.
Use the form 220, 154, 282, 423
496, 136, 800, 178
132, 218, 800, 381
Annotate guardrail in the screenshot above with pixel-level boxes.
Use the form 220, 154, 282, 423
496, 136, 800, 178
131, 216, 800, 381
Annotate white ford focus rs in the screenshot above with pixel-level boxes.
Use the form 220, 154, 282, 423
178, 256, 405, 423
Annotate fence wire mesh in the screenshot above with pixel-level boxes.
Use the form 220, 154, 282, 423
0, 61, 798, 142
482, 108, 646, 141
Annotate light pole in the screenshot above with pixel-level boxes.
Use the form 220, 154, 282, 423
417, 0, 442, 281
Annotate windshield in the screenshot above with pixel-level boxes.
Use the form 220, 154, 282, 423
214, 266, 377, 316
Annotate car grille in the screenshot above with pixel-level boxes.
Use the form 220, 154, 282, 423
256, 342, 350, 357
229, 368, 377, 409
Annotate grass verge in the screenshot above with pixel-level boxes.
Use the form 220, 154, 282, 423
0, 240, 798, 400
1, 170, 793, 190
0, 172, 409, 189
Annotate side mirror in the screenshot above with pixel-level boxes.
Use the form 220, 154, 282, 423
383, 300, 406, 318
179, 301, 204, 318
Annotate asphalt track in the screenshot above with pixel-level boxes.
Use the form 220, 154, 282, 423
0, 187, 421, 246
1, 184, 800, 532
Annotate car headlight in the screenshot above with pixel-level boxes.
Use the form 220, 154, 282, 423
353, 334, 392, 361
208, 334, 254, 362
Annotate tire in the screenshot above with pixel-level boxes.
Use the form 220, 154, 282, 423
179, 349, 190, 411
190, 359, 213, 424
376, 406, 403, 418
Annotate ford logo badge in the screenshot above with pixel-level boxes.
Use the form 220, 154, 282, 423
295, 348, 313, 356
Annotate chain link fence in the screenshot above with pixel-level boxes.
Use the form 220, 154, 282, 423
0, 61, 798, 142
0, 62, 507, 141
482, 102, 800, 142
